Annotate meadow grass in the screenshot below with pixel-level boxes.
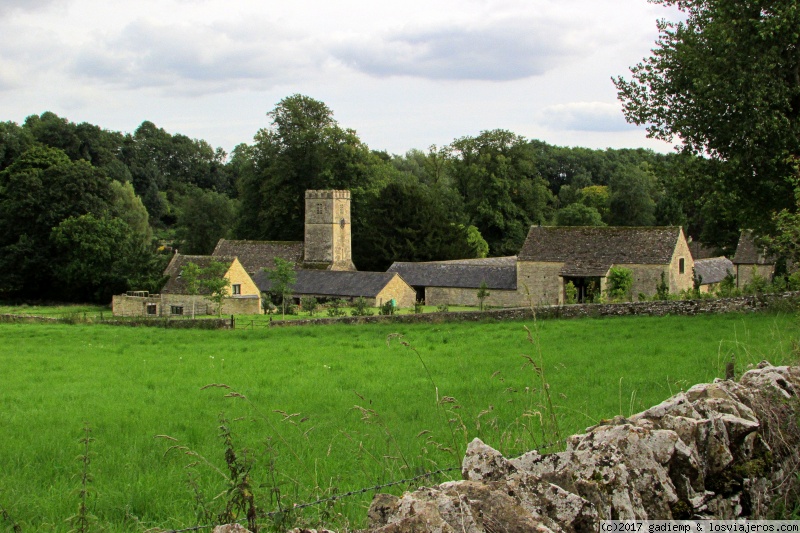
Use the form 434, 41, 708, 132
0, 311, 797, 531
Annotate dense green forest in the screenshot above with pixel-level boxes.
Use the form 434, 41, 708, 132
0, 95, 771, 302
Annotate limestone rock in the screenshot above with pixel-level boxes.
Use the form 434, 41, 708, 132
365, 362, 800, 532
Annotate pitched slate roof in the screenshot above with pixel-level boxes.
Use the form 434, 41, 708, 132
694, 257, 734, 285
212, 239, 304, 274
732, 230, 776, 265
161, 254, 235, 295
518, 226, 683, 277
253, 269, 405, 298
387, 258, 517, 290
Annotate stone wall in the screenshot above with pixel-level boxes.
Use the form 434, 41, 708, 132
517, 261, 565, 306
263, 292, 799, 328
364, 362, 800, 531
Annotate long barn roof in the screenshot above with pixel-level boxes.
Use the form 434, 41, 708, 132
253, 269, 405, 298
518, 226, 683, 277
387, 258, 517, 290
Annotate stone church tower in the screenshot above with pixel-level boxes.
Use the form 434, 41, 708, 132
303, 190, 356, 271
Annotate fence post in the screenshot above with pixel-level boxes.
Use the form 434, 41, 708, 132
230, 314, 235, 329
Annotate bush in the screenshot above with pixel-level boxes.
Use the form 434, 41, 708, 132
326, 299, 347, 317
564, 281, 577, 305
743, 268, 770, 295
655, 271, 670, 300
413, 300, 424, 314
379, 300, 395, 316
606, 267, 633, 301
300, 297, 318, 316
716, 272, 740, 298
350, 297, 373, 316
436, 303, 449, 313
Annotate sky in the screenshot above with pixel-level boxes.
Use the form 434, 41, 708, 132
0, 0, 684, 157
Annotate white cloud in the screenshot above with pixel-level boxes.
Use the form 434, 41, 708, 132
333, 17, 585, 81
71, 18, 324, 95
538, 102, 636, 133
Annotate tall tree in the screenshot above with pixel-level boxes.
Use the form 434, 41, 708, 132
608, 164, 657, 226
0, 146, 114, 297
235, 94, 387, 241
353, 182, 480, 271
175, 187, 238, 254
614, 0, 800, 227
449, 130, 554, 255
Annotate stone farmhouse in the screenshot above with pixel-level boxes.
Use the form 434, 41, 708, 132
732, 230, 776, 288
112, 255, 261, 316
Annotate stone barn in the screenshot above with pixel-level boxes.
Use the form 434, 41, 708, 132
516, 226, 695, 305
693, 256, 734, 293
387, 257, 519, 307
254, 269, 416, 308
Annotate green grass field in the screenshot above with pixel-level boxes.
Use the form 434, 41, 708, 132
0, 312, 797, 531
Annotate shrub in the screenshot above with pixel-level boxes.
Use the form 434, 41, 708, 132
413, 300, 424, 314
436, 303, 449, 313
350, 297, 373, 316
300, 297, 318, 316
716, 271, 740, 298
564, 281, 577, 305
326, 299, 347, 317
379, 300, 395, 316
606, 267, 633, 301
743, 268, 770, 295
655, 271, 670, 300
476, 281, 490, 311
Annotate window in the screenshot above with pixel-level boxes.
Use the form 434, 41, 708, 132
146, 303, 157, 315
232, 284, 241, 295
679, 258, 685, 274
170, 305, 184, 315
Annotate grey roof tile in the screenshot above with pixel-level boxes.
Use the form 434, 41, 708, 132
518, 226, 683, 276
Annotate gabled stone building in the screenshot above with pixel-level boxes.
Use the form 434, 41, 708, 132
517, 226, 695, 305
112, 255, 261, 316
387, 257, 518, 306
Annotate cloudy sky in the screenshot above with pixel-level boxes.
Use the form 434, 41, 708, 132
0, 0, 683, 157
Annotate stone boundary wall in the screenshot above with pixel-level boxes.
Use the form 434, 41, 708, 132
264, 291, 800, 328
0, 313, 231, 329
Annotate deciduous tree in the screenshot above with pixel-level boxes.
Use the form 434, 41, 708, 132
614, 0, 800, 227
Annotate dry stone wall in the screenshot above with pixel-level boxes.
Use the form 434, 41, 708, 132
265, 292, 799, 328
